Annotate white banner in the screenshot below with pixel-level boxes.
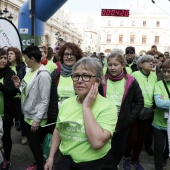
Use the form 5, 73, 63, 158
0, 18, 22, 51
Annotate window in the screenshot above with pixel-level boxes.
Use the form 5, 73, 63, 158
130, 35, 135, 44
119, 35, 123, 43
156, 21, 160, 27
106, 34, 111, 43
132, 21, 135, 26
143, 21, 146, 27
154, 36, 159, 45
120, 21, 124, 26
142, 35, 146, 44
108, 20, 111, 26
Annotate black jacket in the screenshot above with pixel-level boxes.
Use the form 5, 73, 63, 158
47, 69, 60, 123
16, 62, 26, 81
116, 78, 144, 131
0, 67, 18, 120
103, 74, 144, 132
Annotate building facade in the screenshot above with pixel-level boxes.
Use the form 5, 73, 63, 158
100, 13, 170, 55
0, 0, 83, 48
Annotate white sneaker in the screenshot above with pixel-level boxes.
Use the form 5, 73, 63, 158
21, 136, 28, 145
0, 139, 3, 149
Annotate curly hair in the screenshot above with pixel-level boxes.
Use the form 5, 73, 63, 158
58, 42, 83, 64
7, 47, 23, 65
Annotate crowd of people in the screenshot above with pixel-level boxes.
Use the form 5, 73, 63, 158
0, 41, 170, 170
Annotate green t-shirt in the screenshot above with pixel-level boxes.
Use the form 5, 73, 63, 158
125, 67, 132, 75
106, 78, 125, 113
10, 65, 16, 74
56, 94, 117, 163
132, 71, 157, 108
45, 60, 57, 74
58, 76, 75, 101
21, 70, 37, 103
153, 81, 169, 128
21, 70, 47, 126
0, 78, 4, 117
103, 66, 107, 75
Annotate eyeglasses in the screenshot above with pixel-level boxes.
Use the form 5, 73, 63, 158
143, 59, 153, 63
71, 74, 96, 82
64, 53, 75, 58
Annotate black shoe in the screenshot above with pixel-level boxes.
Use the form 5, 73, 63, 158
145, 147, 154, 156
15, 121, 21, 131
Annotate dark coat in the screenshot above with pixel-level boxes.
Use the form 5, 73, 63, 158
0, 68, 18, 120
130, 63, 138, 72
116, 78, 144, 131
16, 62, 26, 81
103, 74, 144, 132
47, 69, 60, 124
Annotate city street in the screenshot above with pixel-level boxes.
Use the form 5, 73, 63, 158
8, 127, 170, 170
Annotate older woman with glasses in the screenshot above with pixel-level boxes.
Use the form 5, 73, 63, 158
44, 57, 117, 170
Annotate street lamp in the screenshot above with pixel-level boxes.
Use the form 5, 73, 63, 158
0, 10, 3, 16
7, 14, 13, 21
0, 0, 14, 22
3, 7, 9, 18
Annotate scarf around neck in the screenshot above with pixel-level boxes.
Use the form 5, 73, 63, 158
106, 70, 125, 81
41, 59, 48, 65
60, 64, 72, 77
0, 65, 11, 79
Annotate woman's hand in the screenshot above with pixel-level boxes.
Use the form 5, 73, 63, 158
11, 75, 20, 88
83, 82, 98, 109
44, 157, 54, 170
31, 121, 39, 133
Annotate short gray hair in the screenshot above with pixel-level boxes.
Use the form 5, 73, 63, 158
72, 57, 103, 82
111, 48, 124, 56
137, 55, 154, 70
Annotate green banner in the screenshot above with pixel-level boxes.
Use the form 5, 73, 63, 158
20, 34, 43, 49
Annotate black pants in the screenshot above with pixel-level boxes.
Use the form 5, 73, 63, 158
2, 118, 13, 161
124, 118, 152, 162
153, 127, 169, 170
144, 115, 154, 149
25, 123, 45, 170
14, 98, 27, 136
110, 129, 129, 168
56, 152, 110, 170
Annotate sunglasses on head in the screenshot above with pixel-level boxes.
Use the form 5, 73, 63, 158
126, 52, 134, 55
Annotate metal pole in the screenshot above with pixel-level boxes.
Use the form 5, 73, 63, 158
31, 0, 35, 45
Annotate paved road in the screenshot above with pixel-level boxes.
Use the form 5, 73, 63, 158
9, 127, 170, 170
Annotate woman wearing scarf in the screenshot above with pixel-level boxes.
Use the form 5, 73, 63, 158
102, 53, 143, 170
47, 42, 83, 133
0, 48, 18, 170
